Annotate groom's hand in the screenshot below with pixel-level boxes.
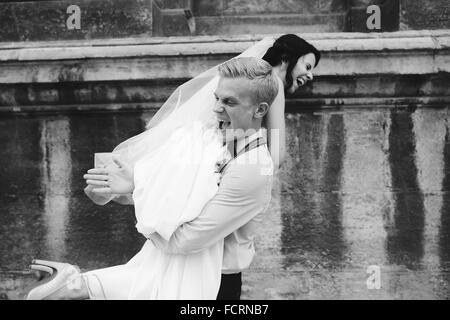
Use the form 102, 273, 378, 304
83, 156, 134, 195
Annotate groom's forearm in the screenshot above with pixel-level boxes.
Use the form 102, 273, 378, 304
148, 163, 272, 254
149, 200, 260, 254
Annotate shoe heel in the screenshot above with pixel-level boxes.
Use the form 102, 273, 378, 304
31, 259, 68, 272
30, 264, 54, 280
30, 264, 54, 275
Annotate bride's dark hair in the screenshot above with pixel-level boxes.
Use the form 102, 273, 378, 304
262, 34, 321, 89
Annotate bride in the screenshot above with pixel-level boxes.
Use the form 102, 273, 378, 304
26, 34, 320, 300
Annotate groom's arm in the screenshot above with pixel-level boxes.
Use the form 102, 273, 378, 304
148, 160, 273, 254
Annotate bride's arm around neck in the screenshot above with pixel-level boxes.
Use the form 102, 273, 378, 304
266, 76, 286, 172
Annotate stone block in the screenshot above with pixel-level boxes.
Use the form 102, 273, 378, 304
152, 0, 164, 36
401, 0, 450, 30
195, 13, 347, 35
192, 0, 348, 17
222, 0, 319, 15
346, 0, 399, 32
157, 0, 192, 9
161, 9, 194, 36
190, 1, 348, 36
318, 0, 348, 13
193, 0, 224, 16
0, 0, 153, 42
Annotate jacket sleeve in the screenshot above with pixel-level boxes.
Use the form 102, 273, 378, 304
147, 157, 273, 254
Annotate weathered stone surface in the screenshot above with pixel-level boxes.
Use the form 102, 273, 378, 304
193, 0, 348, 16
222, 0, 320, 15
193, 0, 224, 16
348, 0, 450, 31
0, 0, 447, 40
2, 31, 448, 79
2, 73, 448, 111
152, 1, 164, 36
156, 0, 192, 9
195, 13, 347, 35
159, 0, 348, 36
401, 0, 450, 30
318, 0, 348, 12
0, 31, 449, 111
192, 0, 347, 17
347, 0, 400, 32
0, 80, 182, 107
160, 10, 194, 36
349, 0, 381, 6
0, 0, 153, 42
3, 108, 450, 299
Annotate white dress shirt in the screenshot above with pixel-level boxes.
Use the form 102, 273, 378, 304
148, 129, 274, 274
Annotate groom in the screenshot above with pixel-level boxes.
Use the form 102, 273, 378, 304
85, 57, 279, 299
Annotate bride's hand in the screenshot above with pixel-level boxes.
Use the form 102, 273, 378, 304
83, 156, 134, 194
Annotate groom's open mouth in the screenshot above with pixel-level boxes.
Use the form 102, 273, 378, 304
218, 120, 231, 130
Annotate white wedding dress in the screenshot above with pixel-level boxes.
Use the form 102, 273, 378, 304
83, 37, 275, 300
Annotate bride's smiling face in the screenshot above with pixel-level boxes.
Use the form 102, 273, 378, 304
276, 53, 316, 94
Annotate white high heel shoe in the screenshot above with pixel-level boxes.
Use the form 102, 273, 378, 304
26, 259, 87, 300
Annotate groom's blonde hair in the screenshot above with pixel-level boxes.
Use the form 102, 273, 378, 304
218, 57, 279, 106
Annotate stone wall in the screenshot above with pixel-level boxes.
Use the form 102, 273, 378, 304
401, 0, 450, 30
347, 0, 450, 32
153, 0, 349, 36
0, 0, 154, 42
193, 0, 347, 15
157, 0, 449, 35
0, 0, 448, 41
346, 0, 399, 32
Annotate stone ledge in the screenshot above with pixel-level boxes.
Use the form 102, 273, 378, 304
0, 31, 449, 84
1, 29, 449, 49
0, 103, 161, 114
0, 29, 450, 52
0, 31, 449, 111
1, 74, 448, 109
2, 96, 449, 115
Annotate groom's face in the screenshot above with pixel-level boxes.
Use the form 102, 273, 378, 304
213, 77, 258, 142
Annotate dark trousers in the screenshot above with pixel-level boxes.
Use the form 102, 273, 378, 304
216, 273, 242, 300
